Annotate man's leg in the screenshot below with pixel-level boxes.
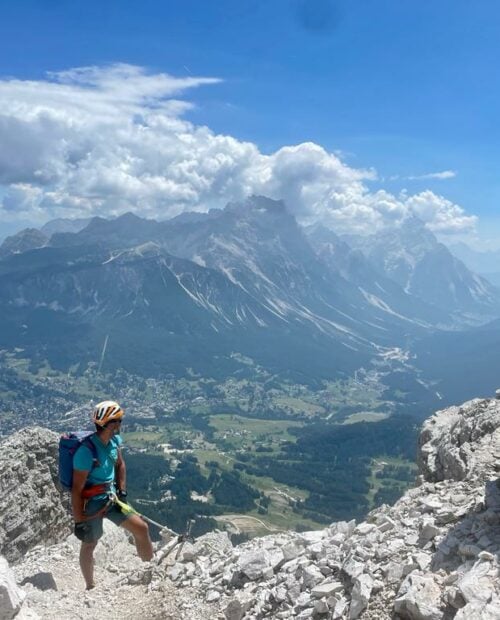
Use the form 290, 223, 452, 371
121, 514, 154, 561
75, 500, 105, 589
79, 541, 98, 589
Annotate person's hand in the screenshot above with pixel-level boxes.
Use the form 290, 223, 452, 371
117, 489, 128, 502
74, 521, 91, 541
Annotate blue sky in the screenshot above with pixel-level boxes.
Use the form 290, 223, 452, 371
0, 0, 499, 244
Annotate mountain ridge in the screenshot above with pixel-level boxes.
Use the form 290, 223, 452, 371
1, 197, 500, 403
343, 216, 500, 320
0, 197, 454, 383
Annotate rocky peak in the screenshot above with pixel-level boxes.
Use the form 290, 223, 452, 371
40, 217, 91, 237
225, 195, 288, 218
4, 396, 500, 619
0, 228, 49, 258
346, 218, 500, 317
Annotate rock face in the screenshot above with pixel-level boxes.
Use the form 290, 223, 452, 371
4, 396, 500, 618
0, 428, 70, 563
149, 396, 500, 619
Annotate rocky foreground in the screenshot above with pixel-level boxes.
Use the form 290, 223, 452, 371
3, 395, 500, 619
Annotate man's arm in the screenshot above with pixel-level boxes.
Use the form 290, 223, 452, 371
72, 469, 90, 522
115, 449, 127, 494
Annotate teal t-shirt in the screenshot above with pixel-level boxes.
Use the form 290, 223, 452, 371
73, 433, 123, 488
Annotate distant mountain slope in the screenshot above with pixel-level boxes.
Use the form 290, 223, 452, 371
0, 239, 370, 380
345, 217, 500, 319
305, 224, 447, 327
0, 228, 48, 257
448, 240, 500, 274
41, 217, 92, 236
413, 316, 500, 403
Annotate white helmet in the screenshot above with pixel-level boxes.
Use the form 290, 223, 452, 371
92, 400, 124, 427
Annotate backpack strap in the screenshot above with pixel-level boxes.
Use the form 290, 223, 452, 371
82, 435, 100, 472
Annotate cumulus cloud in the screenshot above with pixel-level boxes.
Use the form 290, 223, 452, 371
0, 63, 477, 237
404, 190, 477, 234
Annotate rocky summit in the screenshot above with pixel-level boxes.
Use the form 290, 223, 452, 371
3, 395, 500, 619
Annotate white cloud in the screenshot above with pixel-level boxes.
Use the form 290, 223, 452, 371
389, 170, 457, 181
407, 170, 457, 181
0, 64, 477, 238
404, 190, 477, 234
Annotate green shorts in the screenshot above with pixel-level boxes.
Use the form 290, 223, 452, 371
74, 496, 130, 543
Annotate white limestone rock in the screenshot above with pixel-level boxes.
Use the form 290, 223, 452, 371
237, 549, 271, 581
282, 540, 303, 561
311, 580, 344, 598
349, 574, 373, 619
455, 598, 500, 620
300, 564, 324, 589
224, 592, 254, 620
394, 572, 443, 620
456, 562, 495, 605
0, 428, 69, 563
0, 556, 25, 619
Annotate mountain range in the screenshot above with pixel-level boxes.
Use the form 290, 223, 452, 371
448, 240, 500, 287
1, 196, 499, 402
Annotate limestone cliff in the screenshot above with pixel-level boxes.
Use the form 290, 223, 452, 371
2, 396, 500, 619
0, 428, 70, 563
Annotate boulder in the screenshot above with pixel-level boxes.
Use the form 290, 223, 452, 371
237, 549, 271, 581
394, 573, 443, 620
349, 574, 373, 619
224, 593, 254, 620
0, 556, 25, 619
311, 580, 344, 598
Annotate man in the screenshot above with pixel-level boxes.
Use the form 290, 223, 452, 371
72, 400, 153, 590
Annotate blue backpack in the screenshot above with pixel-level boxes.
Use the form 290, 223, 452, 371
58, 431, 99, 490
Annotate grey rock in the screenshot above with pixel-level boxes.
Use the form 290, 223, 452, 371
206, 590, 221, 602
419, 521, 440, 546
0, 429, 69, 563
299, 531, 324, 545
295, 592, 312, 609
455, 598, 500, 619
282, 540, 303, 561
342, 558, 365, 581
332, 596, 348, 619
311, 581, 344, 598
224, 593, 254, 620
457, 565, 494, 605
301, 564, 324, 589
295, 609, 314, 619
394, 573, 443, 620
349, 574, 373, 619
384, 561, 405, 584
237, 550, 270, 581
0, 556, 25, 620
313, 598, 329, 614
